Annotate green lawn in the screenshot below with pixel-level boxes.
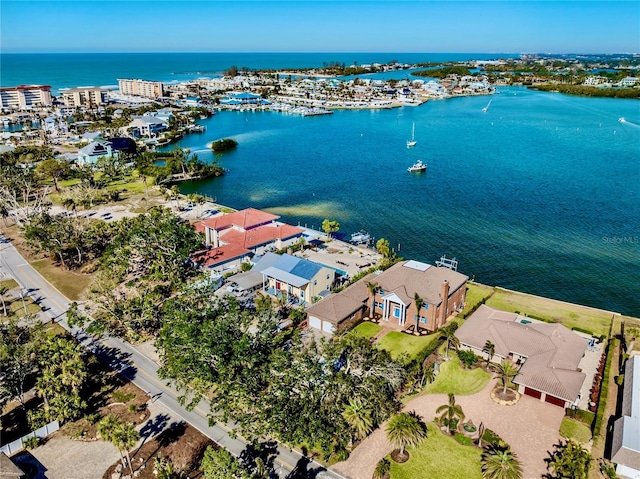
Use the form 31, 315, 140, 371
376, 331, 437, 362
460, 282, 494, 317
390, 423, 482, 479
559, 417, 592, 444
0, 278, 19, 291
423, 357, 491, 395
485, 288, 614, 337
30, 259, 93, 301
349, 321, 381, 340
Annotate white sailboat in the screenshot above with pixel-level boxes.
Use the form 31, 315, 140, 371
482, 98, 492, 112
406, 123, 417, 147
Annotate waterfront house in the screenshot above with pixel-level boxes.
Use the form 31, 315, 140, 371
258, 253, 335, 306
456, 305, 587, 408
306, 279, 369, 334
305, 260, 467, 335
77, 140, 116, 166
612, 355, 640, 478
128, 116, 167, 138
368, 261, 468, 332
193, 208, 304, 272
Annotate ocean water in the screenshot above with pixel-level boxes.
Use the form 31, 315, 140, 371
167, 88, 640, 317
1, 52, 511, 94
3, 53, 639, 316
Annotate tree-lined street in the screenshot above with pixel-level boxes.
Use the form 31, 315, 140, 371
0, 232, 344, 479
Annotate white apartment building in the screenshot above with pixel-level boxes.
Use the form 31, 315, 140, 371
62, 87, 108, 107
118, 79, 164, 99
0, 85, 52, 110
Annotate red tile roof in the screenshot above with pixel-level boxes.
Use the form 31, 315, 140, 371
199, 208, 279, 231
191, 244, 251, 267
221, 223, 304, 249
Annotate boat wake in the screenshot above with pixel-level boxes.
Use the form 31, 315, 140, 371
619, 117, 639, 128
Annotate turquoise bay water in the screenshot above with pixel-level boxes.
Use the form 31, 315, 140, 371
169, 88, 640, 316
3, 52, 639, 316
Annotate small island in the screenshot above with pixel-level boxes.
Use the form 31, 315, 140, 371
210, 138, 238, 152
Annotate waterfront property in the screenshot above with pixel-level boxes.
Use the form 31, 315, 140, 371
306, 279, 370, 334
612, 355, 640, 478
61, 87, 108, 107
193, 208, 304, 271
368, 260, 468, 332
117, 78, 165, 99
306, 260, 467, 335
220, 91, 271, 106
256, 252, 335, 306
456, 304, 588, 408
0, 85, 52, 110
128, 116, 168, 138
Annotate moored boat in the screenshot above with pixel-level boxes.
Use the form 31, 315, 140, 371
407, 160, 426, 172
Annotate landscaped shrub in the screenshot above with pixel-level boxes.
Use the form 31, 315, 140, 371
454, 433, 473, 446
457, 349, 479, 369
112, 390, 136, 403
566, 408, 595, 427
84, 412, 101, 424
594, 339, 616, 435
572, 326, 595, 336
481, 428, 505, 448
22, 436, 39, 450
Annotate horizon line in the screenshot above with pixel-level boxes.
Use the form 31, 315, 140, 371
2, 51, 639, 55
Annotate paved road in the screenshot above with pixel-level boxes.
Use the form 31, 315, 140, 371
0, 233, 347, 479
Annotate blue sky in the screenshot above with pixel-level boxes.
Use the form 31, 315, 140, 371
1, 1, 638, 53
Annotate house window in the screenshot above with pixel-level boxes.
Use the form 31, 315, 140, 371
314, 280, 317, 286
326, 274, 330, 279
374, 302, 384, 310
420, 316, 427, 324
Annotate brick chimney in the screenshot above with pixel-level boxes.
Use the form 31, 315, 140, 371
439, 279, 450, 327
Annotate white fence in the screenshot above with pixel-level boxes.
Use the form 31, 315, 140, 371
1, 420, 59, 456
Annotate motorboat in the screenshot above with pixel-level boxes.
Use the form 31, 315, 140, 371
407, 160, 427, 172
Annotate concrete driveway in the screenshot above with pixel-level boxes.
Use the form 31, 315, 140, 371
333, 378, 564, 479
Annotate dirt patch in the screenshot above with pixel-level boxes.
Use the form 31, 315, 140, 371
60, 375, 151, 441
390, 449, 409, 463
101, 424, 216, 479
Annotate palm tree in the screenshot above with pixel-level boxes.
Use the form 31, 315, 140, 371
98, 415, 126, 470
365, 281, 378, 319
114, 422, 140, 476
481, 446, 523, 479
373, 458, 391, 479
547, 440, 591, 479
436, 393, 465, 434
439, 324, 460, 359
342, 398, 374, 446
413, 293, 424, 334
385, 411, 427, 460
483, 340, 495, 367
420, 363, 436, 388
495, 360, 519, 395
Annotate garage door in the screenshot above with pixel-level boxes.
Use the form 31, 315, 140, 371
322, 321, 335, 334
309, 316, 321, 330
545, 395, 566, 407
524, 387, 542, 399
